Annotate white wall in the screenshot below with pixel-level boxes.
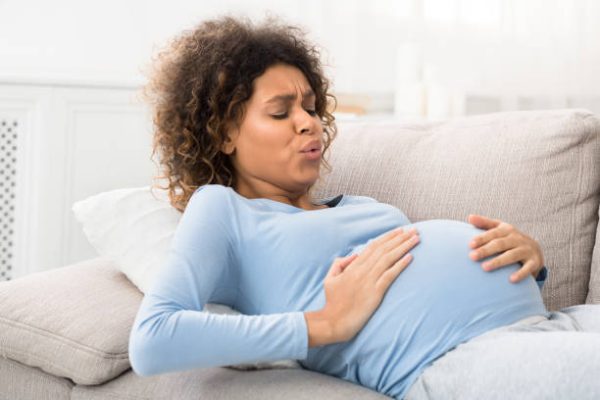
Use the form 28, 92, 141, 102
2, 0, 600, 117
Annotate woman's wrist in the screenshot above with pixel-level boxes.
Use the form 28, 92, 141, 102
304, 309, 336, 347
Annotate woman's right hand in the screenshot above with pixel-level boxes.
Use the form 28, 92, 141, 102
304, 227, 420, 347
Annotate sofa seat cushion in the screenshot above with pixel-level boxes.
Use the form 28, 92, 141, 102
71, 366, 391, 400
0, 257, 142, 385
0, 356, 73, 400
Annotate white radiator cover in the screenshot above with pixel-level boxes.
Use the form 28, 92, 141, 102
0, 118, 18, 281
0, 81, 155, 279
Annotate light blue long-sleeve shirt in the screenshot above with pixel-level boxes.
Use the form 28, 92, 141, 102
129, 184, 548, 399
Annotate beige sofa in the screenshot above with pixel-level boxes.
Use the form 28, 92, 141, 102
1, 109, 599, 400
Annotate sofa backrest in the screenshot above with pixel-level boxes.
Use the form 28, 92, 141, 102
313, 109, 600, 311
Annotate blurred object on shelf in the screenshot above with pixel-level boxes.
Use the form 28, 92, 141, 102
334, 104, 366, 115
329, 92, 368, 116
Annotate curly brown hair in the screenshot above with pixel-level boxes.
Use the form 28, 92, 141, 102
144, 14, 338, 213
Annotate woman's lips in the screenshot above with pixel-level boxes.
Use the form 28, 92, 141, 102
300, 148, 322, 160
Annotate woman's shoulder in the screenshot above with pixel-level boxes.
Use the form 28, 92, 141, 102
192, 183, 232, 198
176, 184, 239, 243
189, 184, 237, 206
185, 184, 237, 218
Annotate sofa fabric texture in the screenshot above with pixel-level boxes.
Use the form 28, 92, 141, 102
0, 351, 388, 400
0, 109, 599, 399
0, 357, 72, 400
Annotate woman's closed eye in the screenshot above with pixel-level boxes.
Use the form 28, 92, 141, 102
272, 109, 317, 119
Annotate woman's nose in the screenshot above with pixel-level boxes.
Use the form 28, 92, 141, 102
297, 113, 319, 135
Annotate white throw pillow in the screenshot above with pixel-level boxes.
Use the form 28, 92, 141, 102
71, 186, 301, 370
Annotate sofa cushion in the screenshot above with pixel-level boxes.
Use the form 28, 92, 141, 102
0, 356, 73, 400
71, 366, 391, 400
0, 257, 142, 385
313, 109, 600, 310
589, 204, 600, 303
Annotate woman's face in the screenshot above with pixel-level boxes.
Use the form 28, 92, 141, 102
222, 63, 324, 200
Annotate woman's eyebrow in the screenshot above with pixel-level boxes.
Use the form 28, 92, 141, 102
264, 89, 315, 104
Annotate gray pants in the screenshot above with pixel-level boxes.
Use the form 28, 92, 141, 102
405, 304, 600, 400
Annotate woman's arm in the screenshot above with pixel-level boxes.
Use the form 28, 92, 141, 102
304, 309, 335, 347
128, 186, 308, 376
128, 251, 309, 376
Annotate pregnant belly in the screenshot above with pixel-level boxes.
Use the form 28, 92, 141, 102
304, 219, 547, 397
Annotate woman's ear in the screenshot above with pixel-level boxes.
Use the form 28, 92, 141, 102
221, 137, 236, 155
221, 124, 239, 155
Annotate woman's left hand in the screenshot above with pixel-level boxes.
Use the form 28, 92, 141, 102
467, 214, 545, 283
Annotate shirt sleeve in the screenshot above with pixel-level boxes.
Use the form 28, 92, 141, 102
535, 265, 548, 291
128, 185, 308, 377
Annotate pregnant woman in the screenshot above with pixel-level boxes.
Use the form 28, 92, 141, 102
128, 15, 600, 399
